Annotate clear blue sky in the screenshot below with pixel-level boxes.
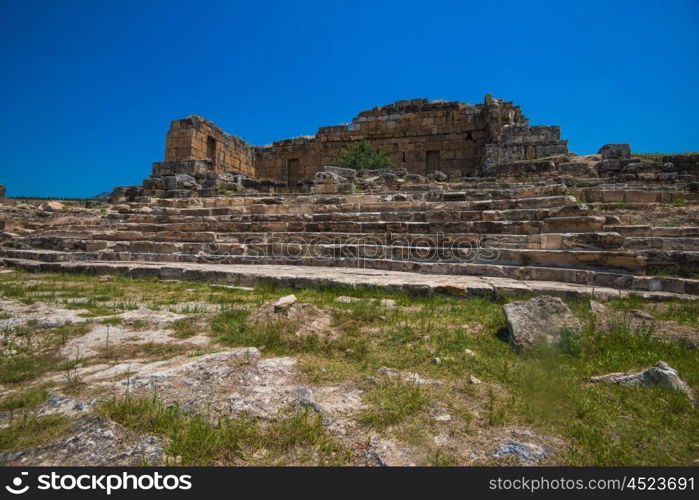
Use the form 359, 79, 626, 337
1, 0, 697, 198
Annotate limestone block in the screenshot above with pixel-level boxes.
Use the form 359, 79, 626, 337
598, 143, 631, 160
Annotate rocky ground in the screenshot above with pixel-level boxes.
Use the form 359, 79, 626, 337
0, 267, 696, 466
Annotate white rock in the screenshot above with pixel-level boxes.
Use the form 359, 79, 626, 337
273, 294, 297, 311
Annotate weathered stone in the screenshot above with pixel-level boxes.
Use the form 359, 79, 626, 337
274, 294, 297, 311
39, 201, 64, 211
377, 366, 443, 386
493, 439, 550, 464
433, 170, 448, 182
590, 361, 693, 400
504, 295, 581, 353
0, 416, 165, 466
598, 143, 631, 160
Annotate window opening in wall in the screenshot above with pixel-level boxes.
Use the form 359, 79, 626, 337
206, 136, 216, 161
287, 158, 301, 187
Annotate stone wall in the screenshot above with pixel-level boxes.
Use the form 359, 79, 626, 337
663, 154, 699, 175
484, 125, 568, 165
165, 116, 255, 177
158, 95, 568, 186
253, 96, 527, 182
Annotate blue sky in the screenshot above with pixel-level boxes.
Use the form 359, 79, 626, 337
0, 0, 697, 198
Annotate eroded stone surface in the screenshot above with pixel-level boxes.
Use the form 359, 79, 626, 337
0, 416, 165, 466
590, 361, 693, 400
504, 295, 581, 353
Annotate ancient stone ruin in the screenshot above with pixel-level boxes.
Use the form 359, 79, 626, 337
113, 95, 568, 198
1, 95, 698, 299
0, 94, 697, 467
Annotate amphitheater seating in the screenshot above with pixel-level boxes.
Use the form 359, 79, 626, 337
2, 180, 698, 297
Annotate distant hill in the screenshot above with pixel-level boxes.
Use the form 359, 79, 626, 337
92, 192, 111, 201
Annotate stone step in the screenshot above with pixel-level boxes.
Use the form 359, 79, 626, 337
0, 242, 646, 272
102, 213, 602, 235
624, 237, 699, 251
1, 249, 696, 295
177, 185, 572, 206
2, 241, 642, 271
606, 225, 699, 237
80, 216, 605, 238
139, 194, 580, 217
7, 230, 626, 253
105, 206, 587, 227
5, 256, 695, 302
573, 188, 698, 204
589, 202, 698, 211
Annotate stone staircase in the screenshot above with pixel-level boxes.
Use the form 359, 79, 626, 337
2, 182, 698, 297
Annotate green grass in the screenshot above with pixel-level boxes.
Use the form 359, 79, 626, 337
486, 316, 698, 465
0, 354, 59, 384
211, 307, 333, 355
358, 381, 431, 429
100, 317, 123, 326
102, 396, 351, 465
0, 388, 49, 411
0, 415, 71, 452
171, 317, 199, 339
1, 270, 697, 465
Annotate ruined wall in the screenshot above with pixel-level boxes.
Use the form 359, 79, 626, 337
165, 116, 255, 177
484, 125, 568, 165
253, 97, 527, 183
160, 96, 566, 186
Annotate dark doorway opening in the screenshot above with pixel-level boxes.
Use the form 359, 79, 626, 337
287, 159, 301, 187
426, 150, 440, 175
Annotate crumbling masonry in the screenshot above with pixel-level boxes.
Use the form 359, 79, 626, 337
3, 94, 698, 300
135, 95, 568, 197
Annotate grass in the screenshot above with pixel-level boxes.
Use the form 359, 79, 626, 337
102, 396, 351, 465
0, 414, 71, 453
0, 388, 49, 411
211, 307, 334, 355
358, 381, 430, 429
171, 317, 200, 339
94, 342, 192, 363
0, 354, 60, 384
0, 270, 697, 465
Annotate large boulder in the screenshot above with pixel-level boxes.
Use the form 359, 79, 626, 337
598, 143, 631, 160
503, 295, 581, 353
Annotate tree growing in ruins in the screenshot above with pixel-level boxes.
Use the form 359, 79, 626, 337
335, 141, 395, 170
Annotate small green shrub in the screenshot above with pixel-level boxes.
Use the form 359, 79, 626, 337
335, 141, 394, 170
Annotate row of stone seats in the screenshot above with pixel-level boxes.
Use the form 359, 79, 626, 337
1, 246, 696, 296
1, 183, 697, 295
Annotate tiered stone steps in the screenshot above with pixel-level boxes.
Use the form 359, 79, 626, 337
1, 183, 698, 297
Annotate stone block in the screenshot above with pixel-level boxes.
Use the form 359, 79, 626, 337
598, 143, 631, 160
